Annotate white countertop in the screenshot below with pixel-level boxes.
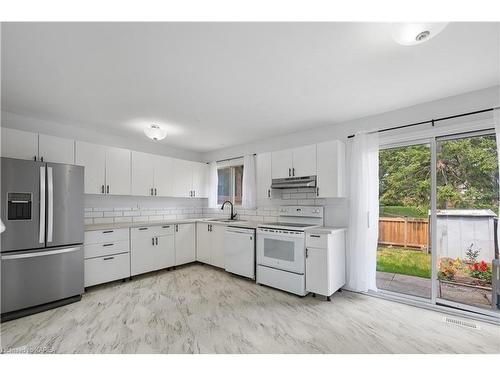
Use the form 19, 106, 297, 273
305, 226, 347, 234
85, 218, 261, 231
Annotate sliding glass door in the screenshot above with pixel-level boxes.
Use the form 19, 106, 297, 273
377, 142, 432, 300
434, 132, 499, 315
378, 129, 500, 317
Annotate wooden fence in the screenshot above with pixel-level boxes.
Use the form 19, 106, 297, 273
378, 217, 429, 250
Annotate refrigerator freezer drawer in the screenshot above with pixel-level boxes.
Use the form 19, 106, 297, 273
1, 246, 84, 314
84, 252, 130, 287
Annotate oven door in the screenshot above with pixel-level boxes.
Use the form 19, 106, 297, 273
257, 229, 305, 274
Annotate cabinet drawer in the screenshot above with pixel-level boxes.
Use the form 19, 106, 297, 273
84, 240, 130, 259
131, 224, 174, 238
84, 252, 130, 287
306, 233, 328, 248
85, 228, 129, 244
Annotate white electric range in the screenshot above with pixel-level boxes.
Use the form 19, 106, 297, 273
256, 206, 323, 296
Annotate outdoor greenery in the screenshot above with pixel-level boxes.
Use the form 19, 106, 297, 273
379, 135, 499, 216
379, 205, 427, 219
376, 247, 431, 278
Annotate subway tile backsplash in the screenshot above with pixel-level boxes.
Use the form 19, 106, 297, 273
83, 189, 348, 227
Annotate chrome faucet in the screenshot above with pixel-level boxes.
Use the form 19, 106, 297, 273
221, 200, 237, 220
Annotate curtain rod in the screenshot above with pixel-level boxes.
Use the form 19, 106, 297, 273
347, 107, 499, 139
215, 153, 256, 164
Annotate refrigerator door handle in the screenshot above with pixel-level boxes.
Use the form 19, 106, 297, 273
39, 166, 46, 244
1, 246, 81, 260
47, 166, 54, 243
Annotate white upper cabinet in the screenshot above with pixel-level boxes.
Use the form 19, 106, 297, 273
292, 144, 317, 177
38, 134, 75, 164
76, 141, 107, 194
256, 152, 272, 203
271, 144, 317, 179
192, 162, 209, 198
76, 142, 130, 195
173, 159, 194, 197
153, 155, 174, 197
131, 151, 154, 196
271, 149, 293, 179
104, 147, 131, 195
1, 128, 39, 161
316, 140, 346, 198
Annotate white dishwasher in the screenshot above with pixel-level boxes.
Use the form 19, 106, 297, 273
224, 226, 256, 279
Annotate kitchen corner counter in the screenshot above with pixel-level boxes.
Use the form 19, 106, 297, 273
305, 226, 347, 234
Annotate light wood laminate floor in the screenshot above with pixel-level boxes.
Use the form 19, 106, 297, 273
1, 264, 499, 353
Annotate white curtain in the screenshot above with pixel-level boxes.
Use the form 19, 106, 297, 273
495, 108, 500, 253
208, 161, 218, 208
346, 132, 379, 293
242, 154, 257, 209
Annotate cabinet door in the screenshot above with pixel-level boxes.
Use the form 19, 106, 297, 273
271, 149, 293, 179
305, 247, 328, 295
173, 159, 193, 197
196, 222, 211, 264
292, 144, 316, 177
153, 155, 174, 197
156, 234, 175, 269
1, 128, 38, 161
38, 134, 75, 164
316, 140, 346, 198
75, 141, 106, 194
256, 152, 272, 204
192, 162, 208, 198
210, 224, 226, 268
105, 147, 131, 195
175, 223, 196, 265
131, 151, 154, 196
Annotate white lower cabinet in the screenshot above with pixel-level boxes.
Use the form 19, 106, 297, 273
174, 223, 196, 266
85, 253, 130, 288
305, 229, 346, 299
130, 225, 175, 276
196, 222, 225, 268
84, 228, 131, 287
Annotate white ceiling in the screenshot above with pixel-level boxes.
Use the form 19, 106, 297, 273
2, 22, 499, 152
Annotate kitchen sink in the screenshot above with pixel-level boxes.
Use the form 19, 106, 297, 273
213, 219, 240, 223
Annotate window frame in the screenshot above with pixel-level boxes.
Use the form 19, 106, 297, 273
217, 164, 244, 207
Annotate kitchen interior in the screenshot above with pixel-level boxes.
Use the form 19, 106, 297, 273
0, 18, 499, 359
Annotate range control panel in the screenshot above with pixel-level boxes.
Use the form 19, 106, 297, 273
278, 206, 323, 218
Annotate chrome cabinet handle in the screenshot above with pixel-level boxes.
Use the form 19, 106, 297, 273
102, 243, 114, 247
103, 256, 114, 261
103, 230, 114, 234
162, 225, 170, 228
138, 227, 148, 230
39, 166, 46, 244
47, 167, 54, 243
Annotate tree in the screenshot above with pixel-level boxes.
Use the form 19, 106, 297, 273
379, 135, 499, 216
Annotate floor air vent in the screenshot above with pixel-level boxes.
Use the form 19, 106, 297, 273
443, 316, 480, 330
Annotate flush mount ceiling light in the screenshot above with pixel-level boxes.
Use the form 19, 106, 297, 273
144, 124, 167, 141
391, 23, 449, 46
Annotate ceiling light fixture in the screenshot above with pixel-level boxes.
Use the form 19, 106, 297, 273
144, 124, 167, 141
391, 23, 449, 46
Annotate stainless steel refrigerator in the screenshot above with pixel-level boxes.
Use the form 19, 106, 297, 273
1, 157, 84, 320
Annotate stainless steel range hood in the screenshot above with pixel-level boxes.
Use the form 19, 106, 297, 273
270, 175, 317, 189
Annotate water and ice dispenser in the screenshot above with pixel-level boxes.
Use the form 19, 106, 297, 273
7, 192, 32, 220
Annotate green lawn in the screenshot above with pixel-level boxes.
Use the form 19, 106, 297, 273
377, 247, 431, 278
379, 205, 428, 219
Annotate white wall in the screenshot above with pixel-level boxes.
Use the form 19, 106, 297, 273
202, 85, 500, 161
1, 110, 203, 162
